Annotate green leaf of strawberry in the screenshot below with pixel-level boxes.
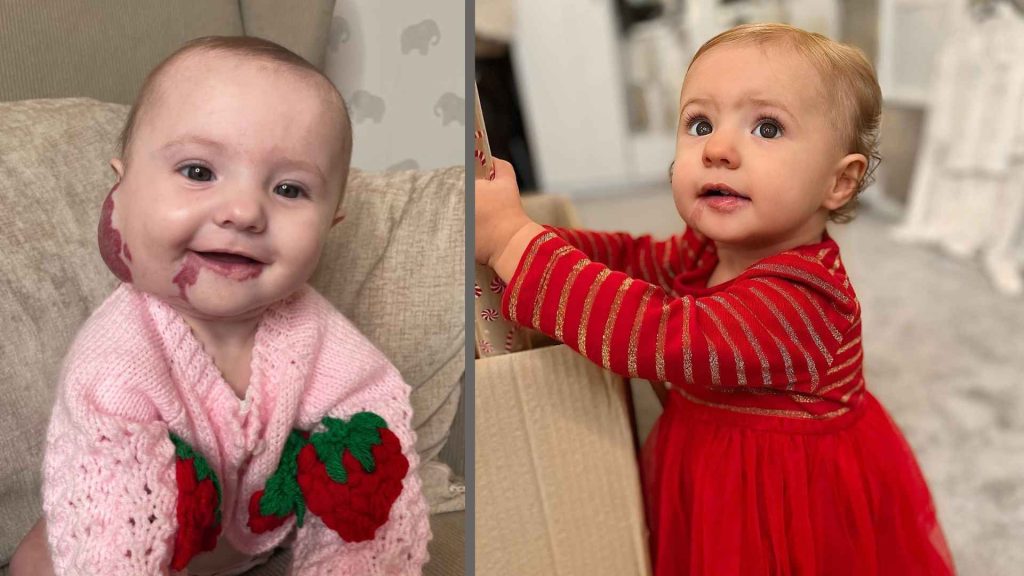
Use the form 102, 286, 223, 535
248, 430, 309, 533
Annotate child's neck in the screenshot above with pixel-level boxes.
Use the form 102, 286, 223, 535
177, 310, 262, 399
709, 229, 824, 287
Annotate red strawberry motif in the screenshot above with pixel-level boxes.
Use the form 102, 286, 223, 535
297, 428, 407, 541
245, 413, 408, 543
169, 433, 222, 571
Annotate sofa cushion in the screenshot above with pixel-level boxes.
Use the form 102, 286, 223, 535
0, 98, 464, 564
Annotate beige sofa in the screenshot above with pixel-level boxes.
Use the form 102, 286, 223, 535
0, 3, 465, 575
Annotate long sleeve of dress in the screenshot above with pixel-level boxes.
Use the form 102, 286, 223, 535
43, 374, 178, 575
503, 231, 858, 395
287, 362, 430, 575
543, 226, 705, 292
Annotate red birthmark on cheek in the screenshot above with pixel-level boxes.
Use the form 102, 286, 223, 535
172, 253, 200, 303
97, 183, 133, 283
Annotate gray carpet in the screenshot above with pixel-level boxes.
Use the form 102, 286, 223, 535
574, 189, 1024, 576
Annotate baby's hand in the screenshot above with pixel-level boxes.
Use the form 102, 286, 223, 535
475, 159, 544, 279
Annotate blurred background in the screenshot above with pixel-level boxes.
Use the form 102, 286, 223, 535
476, 0, 1024, 574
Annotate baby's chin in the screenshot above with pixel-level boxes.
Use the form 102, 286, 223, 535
136, 276, 294, 322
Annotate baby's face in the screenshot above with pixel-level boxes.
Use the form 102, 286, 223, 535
671, 43, 850, 250
101, 51, 349, 321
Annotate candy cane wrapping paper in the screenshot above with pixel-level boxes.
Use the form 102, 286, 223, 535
474, 84, 529, 357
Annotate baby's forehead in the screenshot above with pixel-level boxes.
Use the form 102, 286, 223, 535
688, 43, 830, 107
135, 49, 350, 148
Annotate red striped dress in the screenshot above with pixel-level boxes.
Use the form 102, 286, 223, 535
501, 226, 955, 576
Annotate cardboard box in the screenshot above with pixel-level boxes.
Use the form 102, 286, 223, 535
475, 195, 652, 575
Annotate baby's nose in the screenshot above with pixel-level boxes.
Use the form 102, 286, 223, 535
215, 190, 267, 233
702, 131, 740, 168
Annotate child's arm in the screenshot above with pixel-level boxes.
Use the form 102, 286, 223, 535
540, 226, 697, 290
286, 362, 430, 575
42, 382, 180, 575
477, 160, 702, 288
493, 230, 856, 395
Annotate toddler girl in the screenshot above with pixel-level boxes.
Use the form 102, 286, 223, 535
15, 36, 429, 575
476, 24, 955, 575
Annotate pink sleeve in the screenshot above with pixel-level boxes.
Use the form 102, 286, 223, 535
43, 394, 178, 575
288, 363, 431, 575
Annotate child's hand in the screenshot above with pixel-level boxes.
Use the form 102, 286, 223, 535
475, 159, 545, 280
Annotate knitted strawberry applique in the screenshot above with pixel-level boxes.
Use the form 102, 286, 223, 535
169, 432, 223, 571
297, 412, 409, 542
248, 430, 310, 533
247, 412, 409, 543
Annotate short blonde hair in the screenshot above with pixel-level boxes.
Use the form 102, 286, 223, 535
689, 24, 881, 223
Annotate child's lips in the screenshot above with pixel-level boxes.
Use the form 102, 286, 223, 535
189, 250, 265, 280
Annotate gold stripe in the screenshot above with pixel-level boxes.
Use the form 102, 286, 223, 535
656, 293, 669, 382
598, 232, 615, 268
836, 335, 862, 355
751, 278, 832, 367
749, 263, 851, 305
581, 230, 600, 259
648, 240, 670, 292
508, 232, 557, 323
793, 285, 843, 342
629, 284, 657, 378
531, 245, 575, 329
671, 386, 851, 420
662, 239, 675, 280
840, 377, 866, 402
555, 259, 588, 341
826, 349, 863, 376
723, 292, 794, 388
696, 301, 746, 387
817, 371, 861, 396
578, 268, 611, 358
710, 295, 772, 387
637, 245, 653, 285
602, 278, 633, 369
682, 298, 695, 386
747, 285, 819, 390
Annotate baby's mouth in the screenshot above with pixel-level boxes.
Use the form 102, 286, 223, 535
699, 184, 750, 200
195, 251, 262, 265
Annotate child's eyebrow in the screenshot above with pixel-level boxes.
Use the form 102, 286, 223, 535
680, 95, 797, 122
159, 135, 226, 154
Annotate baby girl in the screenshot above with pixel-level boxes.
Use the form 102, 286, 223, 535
11, 36, 429, 575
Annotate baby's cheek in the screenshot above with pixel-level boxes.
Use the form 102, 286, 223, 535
97, 183, 133, 283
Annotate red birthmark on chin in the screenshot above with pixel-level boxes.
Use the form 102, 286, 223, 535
98, 183, 132, 283
172, 253, 200, 303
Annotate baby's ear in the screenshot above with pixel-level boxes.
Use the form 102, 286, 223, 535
331, 208, 346, 228
110, 158, 125, 182
824, 153, 868, 210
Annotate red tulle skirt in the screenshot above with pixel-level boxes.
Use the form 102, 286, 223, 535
642, 390, 956, 575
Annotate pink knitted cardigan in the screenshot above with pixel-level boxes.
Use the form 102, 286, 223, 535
42, 283, 430, 575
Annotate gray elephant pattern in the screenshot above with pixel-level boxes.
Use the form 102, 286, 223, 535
434, 93, 465, 127
349, 90, 386, 124
401, 20, 441, 55
329, 16, 351, 51
386, 158, 421, 172
325, 6, 461, 171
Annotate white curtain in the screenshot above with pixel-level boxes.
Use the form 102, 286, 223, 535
894, 1, 1024, 295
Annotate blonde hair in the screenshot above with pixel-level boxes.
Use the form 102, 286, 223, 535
118, 36, 352, 192
689, 24, 882, 223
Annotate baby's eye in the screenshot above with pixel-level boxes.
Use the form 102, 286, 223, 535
274, 183, 306, 199
180, 164, 214, 182
687, 119, 713, 137
753, 119, 783, 139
